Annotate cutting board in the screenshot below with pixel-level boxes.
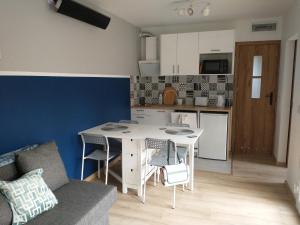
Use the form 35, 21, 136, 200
163, 87, 177, 105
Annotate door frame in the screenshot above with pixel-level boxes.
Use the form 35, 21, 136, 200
286, 40, 298, 165
232, 41, 281, 156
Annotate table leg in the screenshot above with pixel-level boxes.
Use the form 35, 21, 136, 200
188, 143, 194, 191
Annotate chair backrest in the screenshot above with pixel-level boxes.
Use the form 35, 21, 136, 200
81, 134, 108, 149
166, 123, 190, 128
145, 138, 179, 165
119, 120, 139, 124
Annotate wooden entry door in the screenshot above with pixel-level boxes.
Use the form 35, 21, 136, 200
234, 41, 280, 154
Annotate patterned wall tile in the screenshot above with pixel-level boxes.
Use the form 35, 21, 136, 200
186, 76, 194, 83
158, 83, 165, 91
209, 83, 217, 91
226, 83, 233, 91
201, 91, 209, 97
145, 83, 152, 90
217, 83, 226, 91
194, 91, 202, 97
185, 98, 194, 105
152, 83, 158, 90
217, 75, 226, 83
152, 76, 159, 83
201, 76, 209, 83
178, 91, 186, 98
132, 75, 234, 107
194, 83, 200, 91
179, 83, 186, 91
209, 75, 218, 83
186, 91, 194, 98
159, 76, 166, 83
172, 83, 180, 91
145, 90, 152, 97
179, 76, 187, 83
201, 83, 209, 91
186, 83, 194, 91
152, 90, 159, 98
172, 76, 179, 83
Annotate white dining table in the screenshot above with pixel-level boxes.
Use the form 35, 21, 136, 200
79, 122, 203, 195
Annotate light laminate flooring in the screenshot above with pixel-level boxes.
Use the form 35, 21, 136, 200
92, 163, 299, 225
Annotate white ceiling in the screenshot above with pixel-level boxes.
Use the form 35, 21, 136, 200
88, 0, 294, 27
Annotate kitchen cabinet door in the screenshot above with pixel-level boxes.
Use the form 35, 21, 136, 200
149, 109, 172, 125
177, 32, 199, 75
199, 30, 235, 54
160, 34, 177, 76
131, 108, 172, 125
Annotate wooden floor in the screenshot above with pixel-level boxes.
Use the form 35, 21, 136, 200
92, 160, 299, 225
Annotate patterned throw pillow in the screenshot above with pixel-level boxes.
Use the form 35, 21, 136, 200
0, 168, 58, 225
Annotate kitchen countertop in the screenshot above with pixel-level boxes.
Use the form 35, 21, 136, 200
131, 104, 232, 113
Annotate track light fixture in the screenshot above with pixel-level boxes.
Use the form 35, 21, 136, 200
172, 0, 211, 17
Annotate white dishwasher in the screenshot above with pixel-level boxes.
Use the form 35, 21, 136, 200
199, 112, 228, 160
171, 111, 199, 154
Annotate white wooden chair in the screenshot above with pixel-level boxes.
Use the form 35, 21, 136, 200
80, 134, 120, 184
143, 138, 189, 209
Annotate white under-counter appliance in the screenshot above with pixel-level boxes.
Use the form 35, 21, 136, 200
198, 112, 228, 160
171, 110, 199, 154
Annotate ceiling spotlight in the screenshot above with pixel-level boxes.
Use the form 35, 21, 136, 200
187, 6, 194, 16
172, 0, 211, 17
202, 3, 210, 16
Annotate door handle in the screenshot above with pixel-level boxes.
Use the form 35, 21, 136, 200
266, 92, 273, 106
177, 65, 180, 74
172, 65, 175, 74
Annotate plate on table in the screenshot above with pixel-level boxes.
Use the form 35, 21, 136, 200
165, 129, 194, 135
101, 124, 128, 131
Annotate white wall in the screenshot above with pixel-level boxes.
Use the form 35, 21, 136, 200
0, 0, 140, 76
141, 17, 282, 42
276, 0, 300, 210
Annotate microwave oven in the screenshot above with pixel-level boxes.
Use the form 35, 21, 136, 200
201, 59, 229, 74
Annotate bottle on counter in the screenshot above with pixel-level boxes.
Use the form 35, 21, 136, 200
158, 93, 163, 105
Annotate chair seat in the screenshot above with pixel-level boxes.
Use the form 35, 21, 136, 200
85, 149, 120, 161
150, 146, 188, 167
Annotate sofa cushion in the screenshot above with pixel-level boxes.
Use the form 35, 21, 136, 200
0, 163, 19, 181
0, 168, 58, 225
26, 180, 117, 225
16, 141, 69, 191
0, 193, 12, 225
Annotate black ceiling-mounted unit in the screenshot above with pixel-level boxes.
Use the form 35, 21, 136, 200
49, 0, 111, 29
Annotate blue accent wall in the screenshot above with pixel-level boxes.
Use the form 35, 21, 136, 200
0, 76, 130, 179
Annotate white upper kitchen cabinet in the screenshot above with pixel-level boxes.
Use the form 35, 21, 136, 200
160, 32, 199, 76
198, 30, 235, 54
160, 34, 178, 76
177, 32, 199, 75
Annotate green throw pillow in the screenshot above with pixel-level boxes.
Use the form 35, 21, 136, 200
0, 168, 58, 225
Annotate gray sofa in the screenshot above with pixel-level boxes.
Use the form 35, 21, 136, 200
0, 141, 117, 225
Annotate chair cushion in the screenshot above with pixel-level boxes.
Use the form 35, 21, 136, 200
16, 141, 69, 191
0, 168, 58, 225
0, 194, 13, 225
150, 146, 188, 167
26, 180, 117, 225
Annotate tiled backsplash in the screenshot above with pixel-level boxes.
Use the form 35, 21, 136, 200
130, 75, 234, 107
